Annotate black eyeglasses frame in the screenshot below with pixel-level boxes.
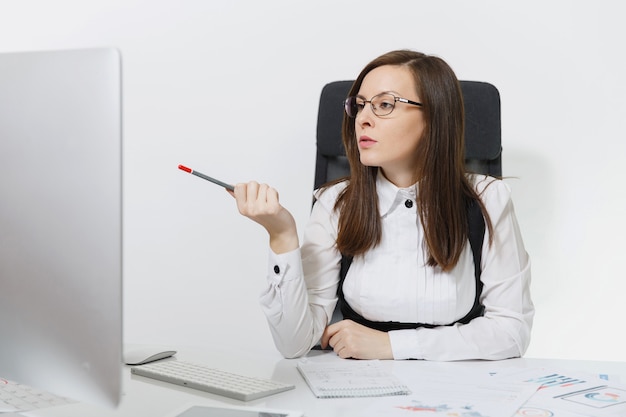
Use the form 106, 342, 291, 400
344, 93, 422, 118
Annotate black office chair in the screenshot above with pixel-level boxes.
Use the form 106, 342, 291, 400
314, 80, 502, 189
313, 80, 502, 325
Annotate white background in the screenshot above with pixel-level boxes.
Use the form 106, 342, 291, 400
2, 0, 625, 362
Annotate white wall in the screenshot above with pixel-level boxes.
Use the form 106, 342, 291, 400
2, 0, 625, 361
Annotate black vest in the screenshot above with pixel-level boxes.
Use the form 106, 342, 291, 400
336, 199, 485, 332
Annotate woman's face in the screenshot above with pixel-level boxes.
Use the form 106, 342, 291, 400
355, 65, 425, 187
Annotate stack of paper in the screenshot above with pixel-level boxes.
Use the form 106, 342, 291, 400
297, 359, 411, 398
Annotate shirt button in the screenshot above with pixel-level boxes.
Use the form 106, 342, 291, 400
404, 199, 413, 208
273, 265, 280, 274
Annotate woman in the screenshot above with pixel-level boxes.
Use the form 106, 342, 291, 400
230, 50, 533, 361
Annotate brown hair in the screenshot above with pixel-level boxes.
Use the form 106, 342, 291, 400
333, 50, 492, 271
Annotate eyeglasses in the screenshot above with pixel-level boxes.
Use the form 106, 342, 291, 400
344, 93, 422, 118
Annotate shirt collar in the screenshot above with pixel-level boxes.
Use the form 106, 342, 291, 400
376, 170, 418, 216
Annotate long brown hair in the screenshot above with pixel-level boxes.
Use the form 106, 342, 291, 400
333, 50, 492, 271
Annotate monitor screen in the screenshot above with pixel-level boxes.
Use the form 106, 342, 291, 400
0, 47, 123, 408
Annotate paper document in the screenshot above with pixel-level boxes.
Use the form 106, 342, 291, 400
362, 367, 540, 417
297, 358, 411, 398
491, 367, 626, 417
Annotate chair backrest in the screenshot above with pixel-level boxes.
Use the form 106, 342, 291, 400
314, 80, 502, 189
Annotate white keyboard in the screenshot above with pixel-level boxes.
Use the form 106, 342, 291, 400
131, 360, 295, 401
0, 378, 74, 411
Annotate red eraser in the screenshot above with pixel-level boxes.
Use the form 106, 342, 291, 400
178, 164, 192, 173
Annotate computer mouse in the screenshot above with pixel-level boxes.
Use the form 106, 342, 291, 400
123, 347, 177, 365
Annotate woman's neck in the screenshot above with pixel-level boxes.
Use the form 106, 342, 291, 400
379, 168, 417, 188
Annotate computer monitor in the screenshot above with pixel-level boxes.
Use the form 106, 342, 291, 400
0, 47, 123, 408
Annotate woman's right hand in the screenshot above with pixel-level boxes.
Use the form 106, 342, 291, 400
228, 181, 299, 254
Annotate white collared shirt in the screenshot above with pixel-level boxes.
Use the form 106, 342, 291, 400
259, 172, 534, 360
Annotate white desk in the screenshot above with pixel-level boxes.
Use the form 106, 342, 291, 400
28, 346, 626, 417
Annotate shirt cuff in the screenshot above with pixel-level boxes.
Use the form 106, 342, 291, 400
388, 329, 424, 360
267, 247, 302, 286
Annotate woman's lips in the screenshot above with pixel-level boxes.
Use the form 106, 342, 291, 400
359, 135, 377, 149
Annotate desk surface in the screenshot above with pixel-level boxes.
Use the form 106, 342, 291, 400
27, 346, 626, 417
